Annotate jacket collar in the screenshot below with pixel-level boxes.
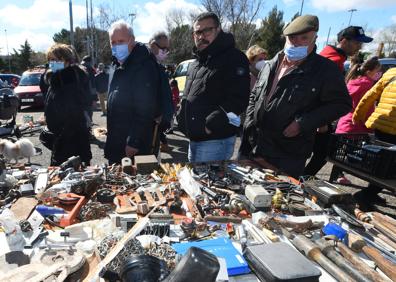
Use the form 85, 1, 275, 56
193, 31, 235, 63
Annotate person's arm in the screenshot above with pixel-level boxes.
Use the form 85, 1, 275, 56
205, 54, 251, 132
296, 65, 352, 136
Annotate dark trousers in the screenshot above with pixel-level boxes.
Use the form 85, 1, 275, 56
304, 130, 331, 176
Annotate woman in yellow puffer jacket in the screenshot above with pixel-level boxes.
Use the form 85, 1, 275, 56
353, 67, 396, 144
352, 67, 396, 208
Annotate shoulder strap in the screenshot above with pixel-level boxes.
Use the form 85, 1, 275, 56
384, 75, 396, 89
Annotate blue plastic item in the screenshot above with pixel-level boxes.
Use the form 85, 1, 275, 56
172, 237, 250, 276
322, 222, 347, 240
36, 205, 65, 216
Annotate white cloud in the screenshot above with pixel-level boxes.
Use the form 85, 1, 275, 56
311, 0, 395, 12
0, 0, 87, 55
134, 0, 201, 43
0, 0, 86, 30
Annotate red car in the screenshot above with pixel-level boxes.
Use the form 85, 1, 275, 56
14, 69, 45, 107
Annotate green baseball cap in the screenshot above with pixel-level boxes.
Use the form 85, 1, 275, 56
283, 15, 319, 36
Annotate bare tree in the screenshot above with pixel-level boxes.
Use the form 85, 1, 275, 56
201, 0, 264, 50
378, 24, 396, 57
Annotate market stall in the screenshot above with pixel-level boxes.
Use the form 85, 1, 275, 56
0, 155, 395, 282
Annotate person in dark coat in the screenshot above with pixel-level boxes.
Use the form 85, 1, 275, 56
105, 20, 160, 164
240, 15, 352, 178
177, 12, 250, 163
94, 63, 109, 116
44, 43, 92, 166
149, 31, 174, 153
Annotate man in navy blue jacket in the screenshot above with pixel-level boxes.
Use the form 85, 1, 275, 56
105, 20, 160, 164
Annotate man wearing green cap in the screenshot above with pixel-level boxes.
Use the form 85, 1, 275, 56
240, 15, 352, 178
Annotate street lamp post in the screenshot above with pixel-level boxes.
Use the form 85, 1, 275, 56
300, 0, 305, 16
348, 9, 357, 26
69, 0, 74, 47
5, 29, 11, 73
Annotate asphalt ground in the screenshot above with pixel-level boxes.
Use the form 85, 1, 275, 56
13, 105, 396, 218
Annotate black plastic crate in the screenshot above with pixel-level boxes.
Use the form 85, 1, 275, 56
328, 133, 396, 179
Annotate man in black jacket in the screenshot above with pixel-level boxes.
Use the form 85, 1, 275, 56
177, 12, 250, 163
94, 63, 109, 116
105, 20, 160, 164
240, 15, 352, 178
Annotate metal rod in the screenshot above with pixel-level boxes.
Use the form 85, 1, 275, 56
69, 0, 74, 46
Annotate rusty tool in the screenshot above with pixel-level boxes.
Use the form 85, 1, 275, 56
273, 217, 324, 233
355, 209, 396, 243
348, 232, 396, 281
204, 215, 242, 224
337, 242, 387, 282
315, 238, 371, 282
114, 195, 136, 214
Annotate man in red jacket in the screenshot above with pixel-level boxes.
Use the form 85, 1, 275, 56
304, 26, 373, 178
320, 26, 373, 71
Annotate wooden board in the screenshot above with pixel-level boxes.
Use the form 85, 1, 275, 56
10, 197, 38, 221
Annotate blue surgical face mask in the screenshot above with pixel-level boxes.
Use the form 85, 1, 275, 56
284, 42, 309, 61
49, 61, 65, 72
111, 43, 130, 62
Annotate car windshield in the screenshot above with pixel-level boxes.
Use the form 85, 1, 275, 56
19, 73, 41, 86
174, 62, 189, 77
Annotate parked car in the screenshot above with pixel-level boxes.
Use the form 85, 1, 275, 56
174, 59, 194, 96
344, 57, 396, 74
14, 68, 45, 107
0, 74, 21, 88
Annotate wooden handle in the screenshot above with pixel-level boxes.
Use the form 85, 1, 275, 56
362, 245, 396, 281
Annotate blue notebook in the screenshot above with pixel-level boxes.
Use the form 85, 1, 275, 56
172, 237, 250, 276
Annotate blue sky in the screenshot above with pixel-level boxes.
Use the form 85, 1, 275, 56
0, 0, 395, 56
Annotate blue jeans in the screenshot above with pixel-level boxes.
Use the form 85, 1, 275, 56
188, 136, 236, 163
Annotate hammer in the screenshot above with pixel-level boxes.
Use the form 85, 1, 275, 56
348, 232, 396, 281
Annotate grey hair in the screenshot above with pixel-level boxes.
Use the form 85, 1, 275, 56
149, 31, 168, 44
108, 20, 134, 37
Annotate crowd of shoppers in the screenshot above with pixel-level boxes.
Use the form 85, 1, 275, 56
38, 12, 396, 210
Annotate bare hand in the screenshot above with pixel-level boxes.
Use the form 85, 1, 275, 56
125, 145, 139, 158
205, 127, 212, 135
283, 120, 300, 137
317, 125, 328, 133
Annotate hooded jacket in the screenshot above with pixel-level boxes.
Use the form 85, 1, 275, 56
105, 43, 160, 163
336, 75, 375, 133
177, 31, 250, 141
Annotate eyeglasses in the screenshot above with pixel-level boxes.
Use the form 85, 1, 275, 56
192, 26, 217, 37
154, 42, 169, 52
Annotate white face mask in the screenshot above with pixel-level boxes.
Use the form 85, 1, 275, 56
255, 60, 266, 71
156, 49, 169, 62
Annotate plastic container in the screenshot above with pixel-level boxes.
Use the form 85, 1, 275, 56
36, 205, 65, 216
119, 255, 168, 282
328, 133, 396, 178
322, 222, 347, 241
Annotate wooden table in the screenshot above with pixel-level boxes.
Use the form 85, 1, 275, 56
328, 159, 396, 192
